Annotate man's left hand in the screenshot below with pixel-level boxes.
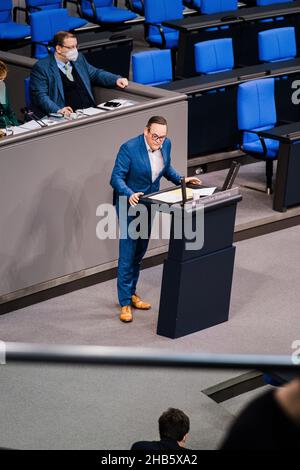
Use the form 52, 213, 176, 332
116, 78, 129, 88
185, 176, 202, 185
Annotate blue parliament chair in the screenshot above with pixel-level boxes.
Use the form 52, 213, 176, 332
25, 1, 87, 30
200, 0, 238, 14
194, 38, 234, 74
0, 0, 30, 41
125, 0, 144, 15
143, 0, 183, 49
78, 0, 137, 26
237, 78, 279, 194
132, 50, 173, 86
256, 0, 293, 5
258, 27, 297, 63
263, 373, 284, 387
30, 8, 71, 59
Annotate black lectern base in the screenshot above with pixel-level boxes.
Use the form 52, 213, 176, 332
157, 247, 236, 339
141, 186, 242, 339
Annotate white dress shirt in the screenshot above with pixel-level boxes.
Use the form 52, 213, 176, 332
144, 137, 164, 183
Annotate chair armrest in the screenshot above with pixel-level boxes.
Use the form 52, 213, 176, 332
63, 0, 80, 13
80, 0, 97, 21
13, 6, 29, 23
126, 0, 144, 9
33, 41, 53, 53
240, 129, 267, 156
126, 0, 134, 9
190, 0, 201, 12
77, 0, 83, 18
146, 22, 167, 49
64, 0, 82, 16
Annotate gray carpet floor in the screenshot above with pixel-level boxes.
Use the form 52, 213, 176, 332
0, 364, 238, 450
0, 224, 299, 356
0, 224, 298, 449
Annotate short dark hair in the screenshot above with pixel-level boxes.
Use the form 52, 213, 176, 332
159, 408, 190, 441
147, 116, 168, 129
53, 31, 76, 48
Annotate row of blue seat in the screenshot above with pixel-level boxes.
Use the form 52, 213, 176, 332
132, 26, 298, 85
0, 0, 137, 42
0, 0, 30, 40
0, 0, 87, 41
0, 0, 296, 43
126, 0, 295, 16
25, 1, 87, 30
142, 0, 296, 50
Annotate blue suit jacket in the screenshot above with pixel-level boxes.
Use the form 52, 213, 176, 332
110, 135, 182, 203
30, 53, 120, 116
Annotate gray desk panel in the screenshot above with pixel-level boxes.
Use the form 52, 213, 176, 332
162, 60, 300, 94
0, 85, 188, 301
163, 1, 300, 31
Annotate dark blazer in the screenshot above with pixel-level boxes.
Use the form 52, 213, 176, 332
131, 438, 184, 451
0, 88, 19, 129
30, 53, 120, 116
110, 134, 182, 202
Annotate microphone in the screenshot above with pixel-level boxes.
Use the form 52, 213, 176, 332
180, 177, 187, 206
20, 107, 48, 128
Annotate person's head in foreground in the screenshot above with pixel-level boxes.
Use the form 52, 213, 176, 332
159, 407, 190, 447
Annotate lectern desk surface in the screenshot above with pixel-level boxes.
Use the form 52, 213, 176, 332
141, 186, 241, 210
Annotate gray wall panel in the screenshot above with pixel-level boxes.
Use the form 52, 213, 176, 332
0, 99, 187, 299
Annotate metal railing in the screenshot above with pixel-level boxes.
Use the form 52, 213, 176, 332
3, 342, 300, 374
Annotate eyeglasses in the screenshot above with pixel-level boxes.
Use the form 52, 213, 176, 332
62, 44, 77, 50
148, 130, 167, 143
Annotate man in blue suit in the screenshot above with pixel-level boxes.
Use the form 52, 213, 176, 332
30, 31, 128, 118
110, 116, 201, 323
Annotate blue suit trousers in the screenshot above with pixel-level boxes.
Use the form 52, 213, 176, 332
116, 202, 152, 306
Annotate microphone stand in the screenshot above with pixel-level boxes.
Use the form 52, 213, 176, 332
21, 108, 48, 128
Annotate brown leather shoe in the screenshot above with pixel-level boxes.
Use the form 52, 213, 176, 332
119, 305, 133, 323
131, 294, 151, 310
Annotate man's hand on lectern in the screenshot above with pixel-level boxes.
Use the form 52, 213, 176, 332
129, 192, 144, 207
185, 176, 202, 185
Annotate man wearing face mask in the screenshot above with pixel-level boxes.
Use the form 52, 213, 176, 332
30, 31, 128, 118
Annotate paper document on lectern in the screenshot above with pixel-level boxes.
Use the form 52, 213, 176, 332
148, 187, 217, 204
148, 188, 193, 204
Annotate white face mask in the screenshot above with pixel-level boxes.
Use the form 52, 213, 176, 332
64, 48, 78, 62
